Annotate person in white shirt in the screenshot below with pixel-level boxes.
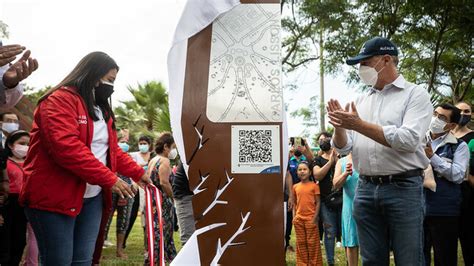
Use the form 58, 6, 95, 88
327, 37, 432, 265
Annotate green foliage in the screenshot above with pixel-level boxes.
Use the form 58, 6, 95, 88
290, 95, 319, 138
114, 81, 171, 151
282, 0, 474, 103
282, 0, 473, 137
23, 85, 50, 105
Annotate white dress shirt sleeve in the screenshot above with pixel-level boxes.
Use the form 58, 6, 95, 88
382, 85, 432, 153
430, 141, 469, 184
333, 130, 353, 155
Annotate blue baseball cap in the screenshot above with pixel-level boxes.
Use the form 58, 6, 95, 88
346, 37, 398, 65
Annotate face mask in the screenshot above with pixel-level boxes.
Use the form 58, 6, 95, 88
12, 144, 28, 158
2, 122, 19, 133
459, 114, 471, 127
94, 81, 114, 104
293, 150, 302, 158
139, 144, 149, 153
429, 116, 447, 134
118, 142, 129, 152
358, 57, 385, 86
168, 148, 178, 160
319, 139, 332, 152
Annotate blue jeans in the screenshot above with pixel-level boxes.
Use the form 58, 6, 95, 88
320, 201, 340, 264
25, 193, 103, 266
353, 176, 424, 266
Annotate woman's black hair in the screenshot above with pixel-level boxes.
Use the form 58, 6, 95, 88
4, 130, 29, 157
155, 132, 174, 154
40, 51, 119, 123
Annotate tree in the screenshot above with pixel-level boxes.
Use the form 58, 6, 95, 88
23, 85, 50, 104
114, 81, 171, 149
282, 0, 474, 104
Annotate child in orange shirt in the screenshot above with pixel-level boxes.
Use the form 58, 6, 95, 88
293, 161, 323, 266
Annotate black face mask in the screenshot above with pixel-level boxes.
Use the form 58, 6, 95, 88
94, 81, 114, 104
294, 150, 302, 158
319, 139, 331, 152
459, 114, 471, 127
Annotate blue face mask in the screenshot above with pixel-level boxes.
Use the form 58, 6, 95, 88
118, 142, 129, 152
139, 144, 149, 153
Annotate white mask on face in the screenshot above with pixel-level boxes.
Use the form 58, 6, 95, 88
429, 116, 447, 134
168, 148, 178, 160
2, 122, 19, 134
12, 144, 28, 159
358, 57, 385, 86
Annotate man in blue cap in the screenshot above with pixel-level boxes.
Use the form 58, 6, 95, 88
327, 37, 433, 265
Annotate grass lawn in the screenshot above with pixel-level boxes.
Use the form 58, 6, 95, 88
102, 216, 465, 265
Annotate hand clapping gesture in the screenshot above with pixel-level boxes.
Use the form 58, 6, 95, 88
327, 99, 362, 130
2, 49, 39, 88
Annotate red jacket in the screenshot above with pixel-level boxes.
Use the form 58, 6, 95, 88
19, 86, 145, 217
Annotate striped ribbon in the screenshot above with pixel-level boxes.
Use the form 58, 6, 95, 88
145, 184, 165, 266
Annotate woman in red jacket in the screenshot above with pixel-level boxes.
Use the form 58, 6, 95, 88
20, 51, 151, 265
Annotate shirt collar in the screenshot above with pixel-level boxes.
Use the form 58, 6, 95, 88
368, 74, 406, 95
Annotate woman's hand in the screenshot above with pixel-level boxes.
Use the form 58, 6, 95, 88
111, 178, 135, 199
137, 173, 152, 188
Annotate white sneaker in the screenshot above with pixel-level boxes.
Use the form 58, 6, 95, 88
336, 241, 342, 248
104, 240, 114, 247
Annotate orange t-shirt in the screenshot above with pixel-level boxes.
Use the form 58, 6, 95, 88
293, 181, 320, 221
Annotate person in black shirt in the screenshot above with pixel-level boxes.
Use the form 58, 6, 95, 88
172, 161, 195, 245
452, 101, 474, 266
313, 132, 341, 266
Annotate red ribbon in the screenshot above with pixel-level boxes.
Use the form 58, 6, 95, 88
145, 184, 164, 266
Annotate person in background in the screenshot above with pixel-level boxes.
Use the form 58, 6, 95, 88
3, 130, 30, 265
328, 37, 432, 265
103, 131, 135, 259
452, 101, 474, 266
127, 135, 153, 250
293, 161, 323, 266
424, 103, 469, 266
145, 132, 178, 264
0, 112, 20, 148
0, 43, 38, 265
20, 51, 150, 265
284, 137, 311, 253
313, 131, 340, 266
173, 161, 195, 246
332, 153, 359, 266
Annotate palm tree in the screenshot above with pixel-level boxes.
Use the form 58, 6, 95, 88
114, 81, 171, 147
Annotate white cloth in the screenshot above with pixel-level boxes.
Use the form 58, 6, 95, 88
334, 75, 433, 175
84, 106, 109, 198
0, 64, 24, 110
129, 152, 147, 167
168, 0, 241, 174
429, 132, 469, 184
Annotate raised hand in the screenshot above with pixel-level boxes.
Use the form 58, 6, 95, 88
0, 45, 25, 67
328, 101, 362, 130
2, 50, 39, 88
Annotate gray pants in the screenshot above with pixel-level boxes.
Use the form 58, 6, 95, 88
174, 195, 195, 245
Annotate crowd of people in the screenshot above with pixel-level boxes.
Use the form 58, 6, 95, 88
286, 37, 474, 266
0, 36, 472, 266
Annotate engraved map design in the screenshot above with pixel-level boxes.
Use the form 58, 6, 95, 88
206, 4, 283, 123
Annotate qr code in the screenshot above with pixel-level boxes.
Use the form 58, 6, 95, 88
238, 130, 272, 163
